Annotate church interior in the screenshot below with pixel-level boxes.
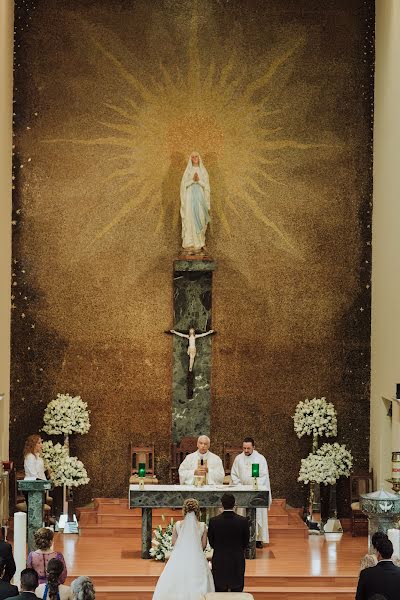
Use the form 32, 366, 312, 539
1, 0, 400, 598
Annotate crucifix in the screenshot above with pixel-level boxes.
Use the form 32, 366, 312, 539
165, 328, 215, 398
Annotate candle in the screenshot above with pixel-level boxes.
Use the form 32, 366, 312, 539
252, 463, 260, 478
388, 528, 400, 556
14, 511, 27, 588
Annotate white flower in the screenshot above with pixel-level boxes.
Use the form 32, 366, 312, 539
293, 397, 337, 439
42, 441, 90, 488
298, 443, 353, 485
42, 393, 91, 435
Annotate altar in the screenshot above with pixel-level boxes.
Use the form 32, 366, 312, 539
129, 483, 269, 559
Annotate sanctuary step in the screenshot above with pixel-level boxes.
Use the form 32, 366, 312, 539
77, 497, 308, 538
56, 525, 363, 600
66, 574, 356, 600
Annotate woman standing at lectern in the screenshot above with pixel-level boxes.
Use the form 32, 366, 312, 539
23, 434, 47, 480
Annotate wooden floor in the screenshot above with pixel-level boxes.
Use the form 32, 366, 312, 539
49, 498, 369, 599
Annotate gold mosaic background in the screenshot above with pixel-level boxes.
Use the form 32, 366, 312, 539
11, 0, 373, 511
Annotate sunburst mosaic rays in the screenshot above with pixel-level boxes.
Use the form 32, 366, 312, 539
47, 10, 325, 256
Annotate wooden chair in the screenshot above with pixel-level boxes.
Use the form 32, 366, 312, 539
129, 444, 158, 484
170, 436, 198, 484
350, 470, 373, 536
223, 443, 242, 484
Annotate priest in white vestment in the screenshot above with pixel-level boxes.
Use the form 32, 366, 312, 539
179, 435, 225, 485
231, 437, 272, 546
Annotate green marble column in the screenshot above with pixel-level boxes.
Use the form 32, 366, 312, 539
18, 480, 52, 551
172, 259, 216, 442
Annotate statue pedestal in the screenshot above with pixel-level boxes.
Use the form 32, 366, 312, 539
360, 489, 400, 545
171, 258, 216, 442
17, 480, 52, 551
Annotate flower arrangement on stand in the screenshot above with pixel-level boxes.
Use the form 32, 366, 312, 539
42, 393, 90, 533
293, 397, 353, 536
293, 397, 337, 530
42, 442, 90, 488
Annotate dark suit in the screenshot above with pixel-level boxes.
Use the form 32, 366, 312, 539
0, 541, 16, 583
355, 560, 400, 600
0, 580, 18, 600
208, 510, 250, 592
3, 593, 41, 600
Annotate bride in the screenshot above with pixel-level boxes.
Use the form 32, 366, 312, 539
152, 498, 215, 600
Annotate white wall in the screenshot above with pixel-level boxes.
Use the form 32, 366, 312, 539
370, 0, 400, 489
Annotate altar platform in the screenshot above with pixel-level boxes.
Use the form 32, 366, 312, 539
61, 497, 368, 599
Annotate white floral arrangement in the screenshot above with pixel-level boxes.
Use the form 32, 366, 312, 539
317, 442, 353, 479
149, 517, 213, 561
293, 397, 337, 439
150, 518, 175, 561
298, 442, 353, 485
42, 393, 91, 435
42, 441, 90, 488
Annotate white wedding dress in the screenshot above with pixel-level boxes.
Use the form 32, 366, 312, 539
152, 512, 215, 600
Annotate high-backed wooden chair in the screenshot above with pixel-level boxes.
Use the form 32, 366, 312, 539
129, 444, 158, 484
171, 436, 197, 484
222, 443, 242, 484
223, 444, 242, 474
350, 470, 373, 536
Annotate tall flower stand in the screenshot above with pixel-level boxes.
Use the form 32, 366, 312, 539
306, 481, 322, 534
57, 487, 78, 533
56, 435, 79, 534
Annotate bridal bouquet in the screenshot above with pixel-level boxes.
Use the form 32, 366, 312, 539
42, 393, 91, 435
293, 397, 337, 439
42, 441, 90, 488
150, 517, 175, 561
298, 442, 353, 485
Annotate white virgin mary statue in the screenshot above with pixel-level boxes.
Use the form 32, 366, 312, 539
180, 151, 210, 253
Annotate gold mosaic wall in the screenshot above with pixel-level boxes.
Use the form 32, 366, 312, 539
11, 0, 373, 510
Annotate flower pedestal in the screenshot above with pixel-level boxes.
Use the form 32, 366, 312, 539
305, 481, 322, 534
55, 436, 79, 534
42, 396, 90, 535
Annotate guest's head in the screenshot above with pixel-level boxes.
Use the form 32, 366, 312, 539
360, 553, 378, 571
46, 558, 64, 600
221, 493, 235, 510
24, 434, 43, 457
197, 436, 210, 454
183, 498, 200, 520
369, 595, 388, 600
71, 576, 95, 600
34, 527, 54, 551
20, 568, 39, 591
371, 531, 388, 551
243, 437, 255, 456
374, 536, 393, 560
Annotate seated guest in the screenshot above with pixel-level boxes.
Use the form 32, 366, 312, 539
4, 568, 41, 600
70, 577, 95, 600
27, 529, 67, 585
36, 559, 72, 600
356, 535, 400, 600
360, 532, 400, 571
0, 558, 18, 600
0, 527, 16, 583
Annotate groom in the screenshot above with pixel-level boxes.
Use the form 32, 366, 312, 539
208, 493, 250, 592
